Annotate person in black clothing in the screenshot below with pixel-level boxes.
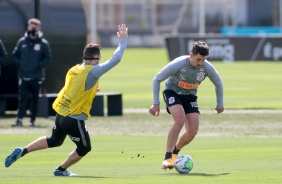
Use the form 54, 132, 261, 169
12, 18, 51, 127
0, 39, 8, 75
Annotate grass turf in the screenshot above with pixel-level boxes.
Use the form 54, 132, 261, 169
1, 112, 282, 183
1, 135, 281, 184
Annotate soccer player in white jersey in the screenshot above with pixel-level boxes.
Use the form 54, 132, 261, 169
149, 41, 224, 170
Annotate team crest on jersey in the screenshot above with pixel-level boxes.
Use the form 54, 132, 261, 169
168, 97, 175, 104
197, 72, 205, 81
34, 44, 41, 51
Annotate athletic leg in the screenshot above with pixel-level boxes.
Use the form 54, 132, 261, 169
176, 113, 199, 150
27, 114, 67, 152
174, 95, 200, 153
54, 117, 91, 175
25, 136, 49, 152
161, 90, 187, 170
162, 104, 186, 170
60, 150, 82, 169
5, 114, 66, 168
166, 104, 186, 152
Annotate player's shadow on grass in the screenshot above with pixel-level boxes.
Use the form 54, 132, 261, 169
189, 173, 230, 177
166, 172, 230, 177
72, 176, 110, 178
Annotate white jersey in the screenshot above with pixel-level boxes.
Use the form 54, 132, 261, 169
152, 55, 224, 108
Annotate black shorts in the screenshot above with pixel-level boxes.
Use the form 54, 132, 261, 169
162, 89, 200, 114
48, 114, 91, 156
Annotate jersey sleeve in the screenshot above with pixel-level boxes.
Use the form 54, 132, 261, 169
85, 38, 127, 90
205, 62, 224, 108
152, 57, 184, 104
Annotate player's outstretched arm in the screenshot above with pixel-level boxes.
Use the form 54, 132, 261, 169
117, 24, 128, 39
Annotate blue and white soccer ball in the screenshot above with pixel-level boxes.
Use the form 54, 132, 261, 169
174, 154, 193, 174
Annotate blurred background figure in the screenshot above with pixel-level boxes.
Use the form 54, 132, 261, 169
12, 18, 51, 127
0, 39, 7, 76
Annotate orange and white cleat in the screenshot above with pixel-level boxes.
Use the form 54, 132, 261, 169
161, 158, 175, 170
172, 154, 178, 162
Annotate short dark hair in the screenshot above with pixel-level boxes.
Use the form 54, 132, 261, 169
191, 41, 209, 56
83, 43, 101, 58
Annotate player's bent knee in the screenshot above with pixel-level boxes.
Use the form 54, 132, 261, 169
184, 130, 198, 138
174, 117, 186, 125
46, 137, 64, 148
76, 145, 92, 157
188, 130, 198, 137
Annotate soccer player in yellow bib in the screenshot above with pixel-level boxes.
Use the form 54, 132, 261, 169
5, 24, 128, 176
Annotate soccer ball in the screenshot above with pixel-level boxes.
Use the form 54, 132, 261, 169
174, 154, 193, 174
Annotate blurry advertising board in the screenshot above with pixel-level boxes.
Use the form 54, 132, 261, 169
165, 36, 282, 62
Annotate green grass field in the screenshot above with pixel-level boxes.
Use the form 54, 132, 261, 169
1, 135, 281, 184
1, 48, 282, 183
1, 112, 282, 183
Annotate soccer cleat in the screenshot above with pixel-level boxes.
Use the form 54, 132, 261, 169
11, 119, 23, 127
172, 154, 178, 162
53, 168, 77, 176
5, 147, 23, 167
161, 158, 175, 170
